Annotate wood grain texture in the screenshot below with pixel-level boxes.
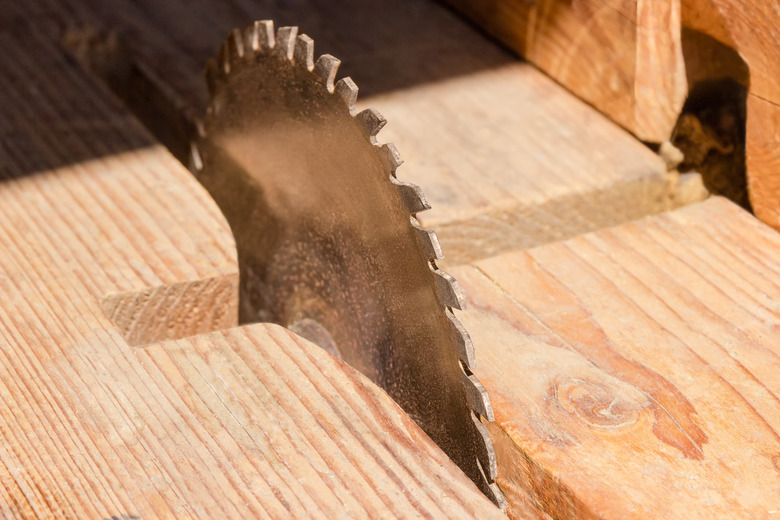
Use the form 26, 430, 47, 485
447, 0, 780, 230
451, 197, 780, 519
443, 0, 688, 143
0, 28, 504, 519
9, 0, 683, 265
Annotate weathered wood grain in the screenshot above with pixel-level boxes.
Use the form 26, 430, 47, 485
0, 29, 504, 519
452, 197, 780, 519
16, 0, 688, 265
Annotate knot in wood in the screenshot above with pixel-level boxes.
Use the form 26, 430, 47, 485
555, 377, 646, 431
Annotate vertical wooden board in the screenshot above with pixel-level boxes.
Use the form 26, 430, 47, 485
443, 0, 688, 143
746, 95, 780, 229
452, 197, 780, 519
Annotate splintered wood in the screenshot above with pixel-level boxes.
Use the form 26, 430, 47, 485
0, 31, 503, 520
453, 198, 780, 519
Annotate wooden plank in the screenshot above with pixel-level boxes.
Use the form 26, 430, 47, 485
0, 29, 504, 519
451, 197, 780, 519
27, 0, 689, 265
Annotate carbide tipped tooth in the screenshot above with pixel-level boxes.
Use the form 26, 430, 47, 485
471, 411, 498, 480
228, 28, 244, 59
381, 143, 404, 175
446, 309, 477, 368
477, 458, 507, 511
314, 54, 340, 92
275, 26, 298, 59
391, 177, 429, 213
189, 142, 203, 173
356, 108, 387, 138
335, 77, 358, 114
460, 363, 495, 421
244, 20, 274, 52
489, 482, 507, 512
205, 58, 220, 95
432, 268, 467, 310
411, 217, 444, 260
294, 34, 315, 71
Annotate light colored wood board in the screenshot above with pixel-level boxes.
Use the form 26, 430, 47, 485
9, 0, 682, 265
0, 29, 504, 519
450, 197, 780, 519
442, 0, 688, 143
361, 63, 673, 265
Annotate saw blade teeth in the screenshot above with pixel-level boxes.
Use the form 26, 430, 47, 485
460, 363, 495, 421
380, 143, 404, 175
391, 177, 430, 214
471, 411, 498, 481
335, 77, 358, 114
275, 26, 298, 60
410, 217, 444, 260
228, 28, 245, 60
244, 20, 274, 52
432, 268, 467, 310
446, 309, 477, 368
201, 21, 503, 506
476, 457, 508, 511
314, 54, 340, 92
356, 108, 387, 139
189, 142, 203, 173
294, 34, 315, 71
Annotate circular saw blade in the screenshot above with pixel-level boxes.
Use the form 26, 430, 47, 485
191, 21, 504, 508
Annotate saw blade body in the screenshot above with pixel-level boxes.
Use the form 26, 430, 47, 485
192, 21, 504, 507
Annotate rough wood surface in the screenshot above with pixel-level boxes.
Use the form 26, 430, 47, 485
0, 28, 504, 519
452, 197, 780, 519
8, 0, 686, 265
